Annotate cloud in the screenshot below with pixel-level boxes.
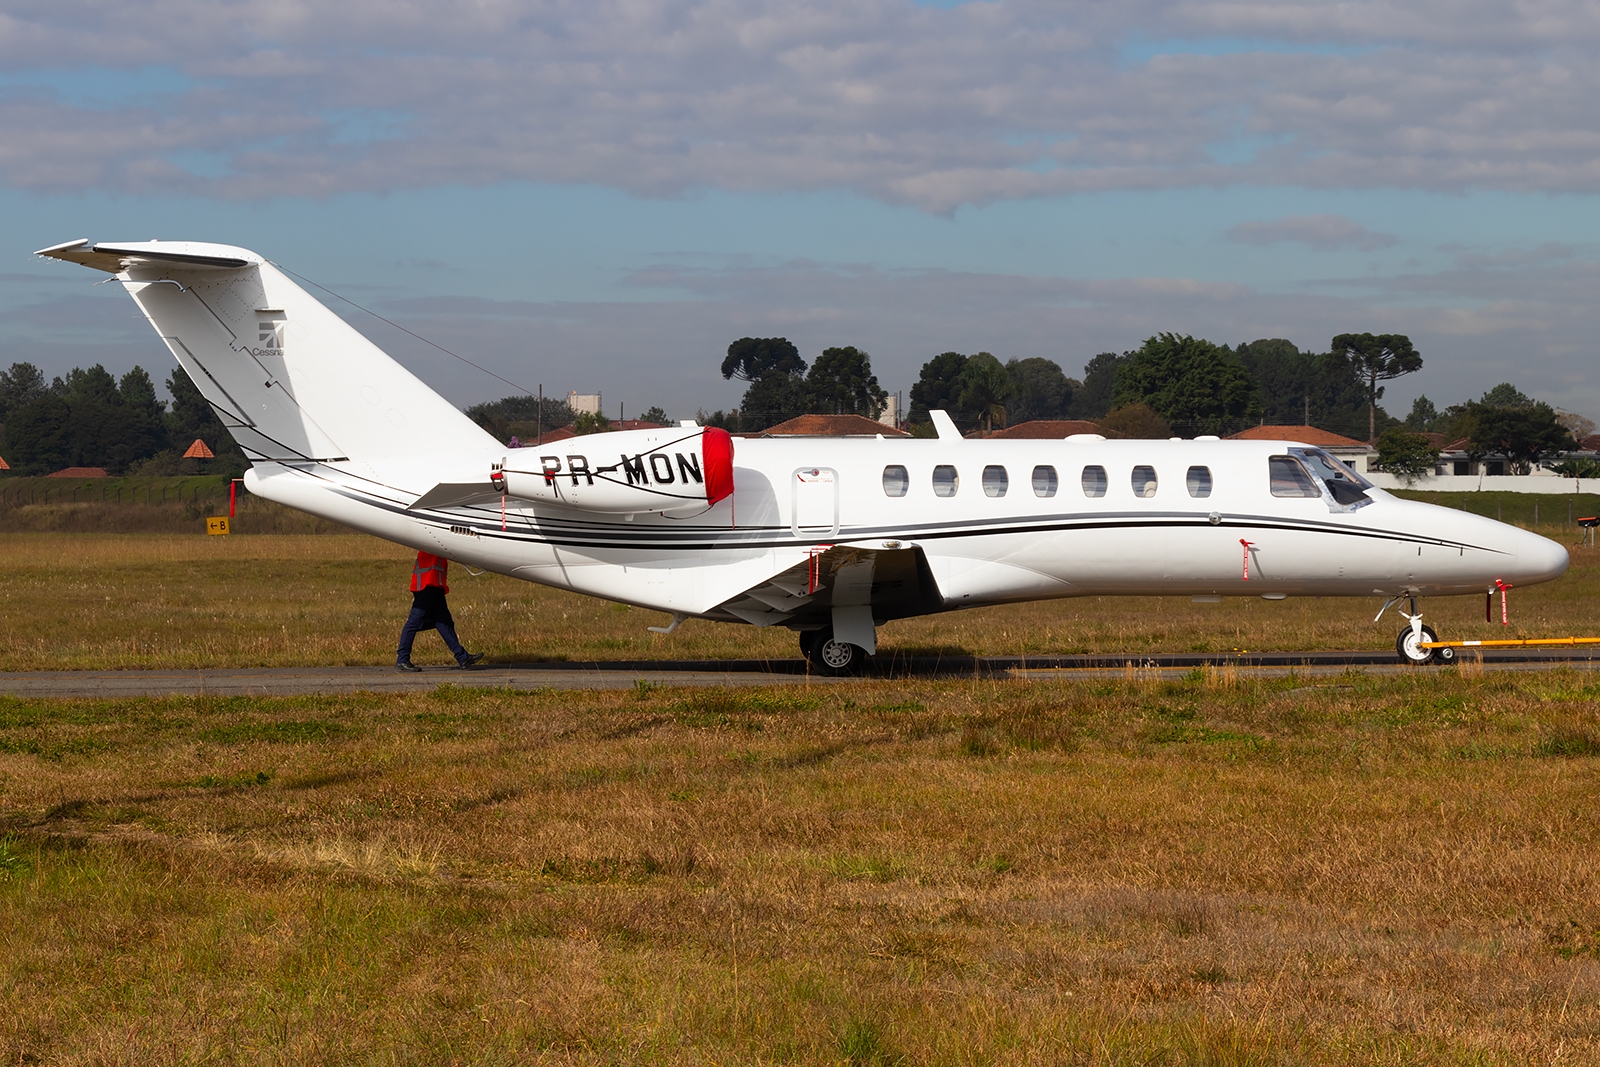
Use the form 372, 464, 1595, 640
2, 1, 1600, 209
1226, 214, 1399, 251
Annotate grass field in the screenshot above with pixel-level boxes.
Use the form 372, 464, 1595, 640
3, 500, 1599, 1062
3, 671, 1599, 1063
0, 528, 1596, 670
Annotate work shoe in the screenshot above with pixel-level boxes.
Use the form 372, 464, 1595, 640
458, 652, 485, 668
395, 661, 422, 672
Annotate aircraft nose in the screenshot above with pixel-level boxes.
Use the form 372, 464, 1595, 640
1513, 529, 1569, 585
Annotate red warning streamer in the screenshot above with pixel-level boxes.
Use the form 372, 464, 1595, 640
807, 545, 832, 595
1495, 578, 1512, 625
1239, 539, 1255, 581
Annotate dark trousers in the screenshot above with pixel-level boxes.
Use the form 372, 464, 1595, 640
397, 587, 470, 665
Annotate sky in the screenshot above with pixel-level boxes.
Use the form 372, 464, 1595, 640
2, 0, 1598, 425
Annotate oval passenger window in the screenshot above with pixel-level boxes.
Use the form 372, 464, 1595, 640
1132, 465, 1158, 497
1186, 465, 1212, 498
932, 464, 959, 498
1032, 465, 1058, 497
882, 465, 909, 498
982, 465, 1008, 498
1081, 465, 1107, 498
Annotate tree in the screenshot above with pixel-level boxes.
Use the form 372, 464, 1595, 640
1232, 339, 1305, 423
1404, 396, 1439, 431
1068, 352, 1125, 419
908, 352, 968, 424
721, 337, 807, 431
1005, 357, 1075, 423
1479, 382, 1532, 408
1465, 401, 1574, 474
1375, 427, 1439, 482
465, 394, 575, 443
2, 362, 170, 474
1234, 339, 1370, 438
721, 336, 802, 383
1112, 334, 1259, 436
640, 406, 670, 425
166, 366, 247, 475
0, 362, 47, 421
105, 366, 168, 470
953, 352, 1014, 433
4, 393, 72, 474
572, 411, 611, 434
1330, 332, 1422, 443
1235, 339, 1371, 437
57, 364, 120, 407
1556, 410, 1596, 443
805, 346, 887, 418
1099, 402, 1171, 439
1550, 457, 1600, 480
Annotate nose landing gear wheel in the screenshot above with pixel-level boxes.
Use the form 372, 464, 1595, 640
800, 627, 868, 676
1397, 624, 1454, 665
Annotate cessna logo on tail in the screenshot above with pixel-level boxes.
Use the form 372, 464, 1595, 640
541, 452, 703, 488
252, 317, 285, 358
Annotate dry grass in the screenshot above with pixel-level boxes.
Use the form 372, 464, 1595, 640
2, 671, 1599, 1062
1, 531, 1597, 670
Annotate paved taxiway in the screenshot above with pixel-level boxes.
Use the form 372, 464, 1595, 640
0, 650, 1595, 697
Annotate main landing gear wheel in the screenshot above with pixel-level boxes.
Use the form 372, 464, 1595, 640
800, 627, 869, 677
1396, 624, 1456, 666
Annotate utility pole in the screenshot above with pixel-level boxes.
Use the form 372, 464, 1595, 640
537, 384, 543, 445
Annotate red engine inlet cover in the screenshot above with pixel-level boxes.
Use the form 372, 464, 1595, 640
702, 426, 734, 505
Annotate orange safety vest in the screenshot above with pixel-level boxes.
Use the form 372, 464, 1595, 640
410, 552, 449, 593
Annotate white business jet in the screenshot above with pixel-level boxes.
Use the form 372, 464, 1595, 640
37, 239, 1570, 673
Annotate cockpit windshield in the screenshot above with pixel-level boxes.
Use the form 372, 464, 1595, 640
1290, 447, 1373, 509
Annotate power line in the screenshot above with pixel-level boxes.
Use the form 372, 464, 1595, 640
274, 263, 539, 398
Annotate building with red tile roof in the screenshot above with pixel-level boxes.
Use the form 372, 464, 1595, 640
1224, 425, 1368, 448
968, 419, 1109, 439
754, 414, 909, 437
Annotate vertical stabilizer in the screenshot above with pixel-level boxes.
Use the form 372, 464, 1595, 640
36, 240, 498, 464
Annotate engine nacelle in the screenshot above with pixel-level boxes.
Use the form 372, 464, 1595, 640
499, 426, 733, 514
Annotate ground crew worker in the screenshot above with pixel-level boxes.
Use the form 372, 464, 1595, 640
396, 551, 484, 671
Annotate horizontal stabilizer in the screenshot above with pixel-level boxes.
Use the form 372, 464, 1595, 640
36, 239, 260, 274
408, 481, 503, 512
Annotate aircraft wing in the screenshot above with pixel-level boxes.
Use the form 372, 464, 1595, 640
704, 541, 944, 651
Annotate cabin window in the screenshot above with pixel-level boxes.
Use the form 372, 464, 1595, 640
1032, 465, 1058, 497
1081, 465, 1107, 498
882, 465, 909, 498
1269, 455, 1321, 497
982, 465, 1008, 497
1186, 465, 1212, 498
932, 464, 959, 497
1132, 465, 1158, 498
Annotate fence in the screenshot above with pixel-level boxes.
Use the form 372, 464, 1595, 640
0, 479, 237, 508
